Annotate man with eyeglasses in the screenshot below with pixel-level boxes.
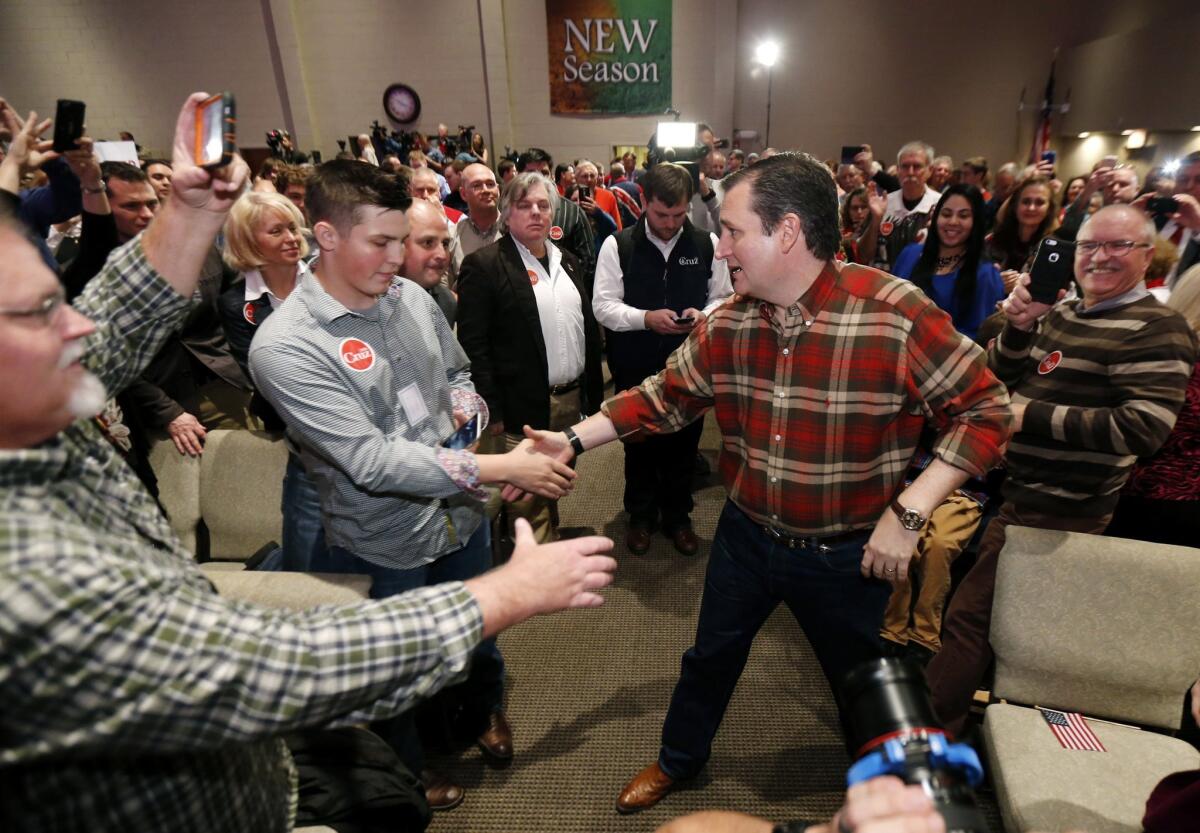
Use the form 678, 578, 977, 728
928, 203, 1198, 738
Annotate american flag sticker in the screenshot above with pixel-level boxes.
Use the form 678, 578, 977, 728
1039, 708, 1107, 752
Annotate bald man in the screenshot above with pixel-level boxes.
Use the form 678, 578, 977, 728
449, 162, 502, 288
402, 200, 457, 324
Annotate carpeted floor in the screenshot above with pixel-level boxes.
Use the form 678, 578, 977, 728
426, 417, 999, 832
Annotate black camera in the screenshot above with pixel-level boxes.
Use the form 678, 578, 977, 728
842, 658, 989, 833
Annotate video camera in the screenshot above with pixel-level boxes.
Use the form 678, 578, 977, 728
842, 658, 988, 833
646, 122, 712, 192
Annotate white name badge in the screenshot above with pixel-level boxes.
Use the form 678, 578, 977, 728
396, 383, 430, 425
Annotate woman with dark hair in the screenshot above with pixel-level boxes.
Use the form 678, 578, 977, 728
839, 186, 871, 263
985, 174, 1058, 273
891, 184, 1005, 340
1060, 175, 1087, 221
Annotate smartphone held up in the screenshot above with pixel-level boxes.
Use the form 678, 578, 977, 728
195, 92, 236, 169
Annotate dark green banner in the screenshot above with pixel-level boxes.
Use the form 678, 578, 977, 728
547, 0, 672, 115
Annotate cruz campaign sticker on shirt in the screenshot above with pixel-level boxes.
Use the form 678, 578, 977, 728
880, 220, 894, 236
527, 269, 539, 286
340, 338, 376, 372
549, 226, 563, 241
243, 302, 256, 325
1038, 350, 1063, 375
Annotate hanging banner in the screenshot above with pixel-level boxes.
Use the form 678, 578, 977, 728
546, 0, 672, 115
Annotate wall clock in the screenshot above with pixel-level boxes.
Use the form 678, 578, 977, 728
383, 84, 421, 123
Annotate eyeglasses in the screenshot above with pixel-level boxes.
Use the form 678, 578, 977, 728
1075, 240, 1153, 257
0, 289, 67, 327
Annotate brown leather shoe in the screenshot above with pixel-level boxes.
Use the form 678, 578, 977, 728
625, 525, 652, 555
616, 762, 676, 814
670, 526, 699, 556
477, 710, 513, 764
420, 769, 465, 811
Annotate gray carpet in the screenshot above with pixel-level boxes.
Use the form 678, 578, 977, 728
427, 417, 998, 832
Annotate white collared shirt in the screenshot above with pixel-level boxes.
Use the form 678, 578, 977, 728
592, 226, 733, 331
243, 260, 309, 310
511, 235, 586, 385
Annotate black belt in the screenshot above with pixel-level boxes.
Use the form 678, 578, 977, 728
760, 523, 870, 551
549, 378, 581, 396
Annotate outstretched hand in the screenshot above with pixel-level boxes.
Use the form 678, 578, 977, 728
466, 519, 618, 637
500, 425, 575, 502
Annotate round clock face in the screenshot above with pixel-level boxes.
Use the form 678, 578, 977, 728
384, 84, 420, 123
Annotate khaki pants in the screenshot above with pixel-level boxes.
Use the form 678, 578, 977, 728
486, 389, 582, 544
880, 493, 983, 652
186, 379, 257, 431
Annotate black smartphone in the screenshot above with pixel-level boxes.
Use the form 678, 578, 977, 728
52, 99, 86, 153
577, 185, 592, 200
1041, 150, 1057, 166
1028, 238, 1076, 304
440, 413, 481, 450
310, 149, 322, 164
194, 92, 235, 169
673, 316, 695, 326
1147, 196, 1180, 216
841, 145, 865, 165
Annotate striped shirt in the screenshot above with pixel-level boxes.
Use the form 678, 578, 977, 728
0, 239, 483, 832
990, 292, 1197, 516
603, 260, 1011, 535
249, 270, 487, 567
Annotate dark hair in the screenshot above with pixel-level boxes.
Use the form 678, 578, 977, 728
908, 184, 988, 318
554, 162, 573, 184
840, 186, 869, 232
641, 163, 693, 206
306, 159, 411, 230
729, 149, 745, 162
723, 152, 840, 261
140, 158, 171, 171
517, 147, 553, 172
100, 161, 149, 191
497, 159, 516, 177
990, 175, 1058, 268
1183, 151, 1200, 166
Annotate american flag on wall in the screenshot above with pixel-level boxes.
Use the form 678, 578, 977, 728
1040, 708, 1107, 752
1028, 58, 1056, 164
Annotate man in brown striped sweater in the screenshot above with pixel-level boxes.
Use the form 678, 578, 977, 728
929, 204, 1198, 737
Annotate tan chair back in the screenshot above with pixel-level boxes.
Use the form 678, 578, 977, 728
991, 526, 1200, 730
198, 430, 288, 562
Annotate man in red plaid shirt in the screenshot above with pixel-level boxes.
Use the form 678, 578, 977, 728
515, 152, 1012, 814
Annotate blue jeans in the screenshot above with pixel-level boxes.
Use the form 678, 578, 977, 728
658, 501, 890, 779
319, 523, 503, 774
280, 453, 330, 572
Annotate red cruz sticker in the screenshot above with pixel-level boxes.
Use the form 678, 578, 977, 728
880, 221, 894, 236
549, 225, 564, 241
339, 338, 376, 372
243, 302, 256, 325
527, 269, 539, 286
1038, 350, 1063, 375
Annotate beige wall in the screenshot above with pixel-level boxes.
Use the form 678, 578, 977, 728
0, 0, 1194, 171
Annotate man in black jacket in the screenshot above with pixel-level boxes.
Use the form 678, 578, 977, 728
592, 163, 732, 555
456, 171, 604, 542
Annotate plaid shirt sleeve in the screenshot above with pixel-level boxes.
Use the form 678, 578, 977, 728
0, 534, 482, 756
602, 317, 716, 436
70, 237, 193, 398
906, 303, 1012, 476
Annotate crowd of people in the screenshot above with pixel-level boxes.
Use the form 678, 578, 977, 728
2, 86, 1199, 833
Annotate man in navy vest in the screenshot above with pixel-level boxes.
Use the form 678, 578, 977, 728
593, 163, 733, 555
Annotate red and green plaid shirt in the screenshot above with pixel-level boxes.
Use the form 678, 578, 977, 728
602, 260, 1012, 536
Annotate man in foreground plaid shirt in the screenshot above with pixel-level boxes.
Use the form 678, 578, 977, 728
516, 152, 1012, 814
0, 93, 617, 832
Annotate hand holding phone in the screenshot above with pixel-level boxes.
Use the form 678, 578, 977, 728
1146, 196, 1180, 217
672, 316, 695, 326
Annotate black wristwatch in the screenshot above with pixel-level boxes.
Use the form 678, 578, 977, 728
563, 426, 585, 456
701, 189, 717, 202
890, 498, 928, 531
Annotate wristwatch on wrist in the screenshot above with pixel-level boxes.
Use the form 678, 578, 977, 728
890, 498, 928, 531
563, 426, 585, 456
